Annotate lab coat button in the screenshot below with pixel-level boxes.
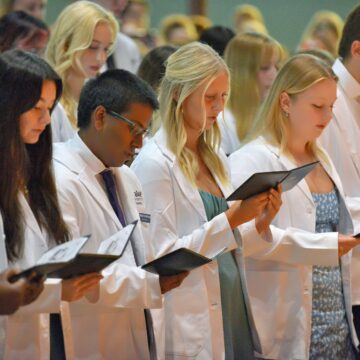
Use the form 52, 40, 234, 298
306, 207, 313, 214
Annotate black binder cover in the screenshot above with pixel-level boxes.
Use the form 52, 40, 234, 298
227, 161, 319, 201
142, 248, 220, 276
10, 221, 137, 281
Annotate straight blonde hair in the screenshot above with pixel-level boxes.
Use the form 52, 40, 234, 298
159, 42, 229, 186
224, 32, 283, 142
46, 1, 118, 128
250, 53, 337, 160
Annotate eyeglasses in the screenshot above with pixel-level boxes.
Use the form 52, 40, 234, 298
106, 109, 148, 137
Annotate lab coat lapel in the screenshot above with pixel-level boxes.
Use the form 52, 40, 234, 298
19, 193, 45, 241
113, 167, 144, 265
265, 143, 315, 205
77, 168, 122, 228
54, 142, 122, 229
155, 131, 208, 222
333, 95, 360, 177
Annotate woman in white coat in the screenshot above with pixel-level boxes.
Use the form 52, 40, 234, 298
131, 42, 282, 359
0, 49, 102, 359
47, 1, 118, 142
229, 53, 360, 359
217, 32, 283, 155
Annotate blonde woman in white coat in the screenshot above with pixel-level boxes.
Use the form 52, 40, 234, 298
131, 42, 282, 359
229, 54, 360, 359
0, 50, 102, 359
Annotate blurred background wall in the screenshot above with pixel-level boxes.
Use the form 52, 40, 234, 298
45, 0, 359, 52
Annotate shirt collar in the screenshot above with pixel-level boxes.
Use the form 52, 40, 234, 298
333, 58, 360, 100
72, 132, 107, 175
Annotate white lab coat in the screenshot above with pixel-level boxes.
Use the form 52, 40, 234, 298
217, 108, 241, 155
229, 137, 359, 359
102, 32, 141, 73
131, 129, 260, 360
320, 59, 360, 303
0, 195, 62, 360
53, 136, 162, 360
51, 102, 75, 143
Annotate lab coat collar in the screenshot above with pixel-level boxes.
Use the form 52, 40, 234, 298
333, 59, 360, 100
53, 139, 122, 228
262, 140, 315, 204
262, 138, 342, 204
154, 128, 232, 220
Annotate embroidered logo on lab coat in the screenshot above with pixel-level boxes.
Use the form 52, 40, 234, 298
134, 190, 143, 206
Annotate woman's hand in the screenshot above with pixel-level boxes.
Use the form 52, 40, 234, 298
159, 272, 189, 294
338, 234, 360, 257
0, 269, 45, 314
61, 272, 103, 302
256, 185, 283, 234
226, 191, 269, 229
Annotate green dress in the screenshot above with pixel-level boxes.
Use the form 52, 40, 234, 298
199, 190, 255, 360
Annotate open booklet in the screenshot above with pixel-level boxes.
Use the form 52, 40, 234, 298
141, 247, 227, 276
10, 221, 138, 282
227, 161, 319, 201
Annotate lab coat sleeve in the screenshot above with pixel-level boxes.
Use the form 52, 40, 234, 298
229, 145, 339, 266
131, 154, 238, 261
56, 181, 162, 309
13, 279, 62, 315
239, 219, 338, 265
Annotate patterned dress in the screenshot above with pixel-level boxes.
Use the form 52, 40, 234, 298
309, 189, 356, 359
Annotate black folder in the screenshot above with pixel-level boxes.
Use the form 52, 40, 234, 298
227, 161, 319, 201
10, 221, 137, 282
141, 247, 226, 276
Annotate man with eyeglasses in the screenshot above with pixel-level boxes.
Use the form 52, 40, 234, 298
52, 69, 187, 359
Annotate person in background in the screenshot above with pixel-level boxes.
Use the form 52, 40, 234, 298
319, 4, 360, 340
233, 3, 268, 34
131, 42, 281, 359
297, 48, 335, 66
190, 14, 212, 38
0, 10, 49, 55
199, 25, 235, 57
46, 0, 118, 142
0, 0, 47, 19
120, 0, 157, 56
229, 53, 360, 359
0, 49, 101, 359
218, 31, 283, 155
298, 10, 343, 58
53, 69, 187, 359
159, 14, 198, 46
137, 45, 176, 136
90, 0, 142, 72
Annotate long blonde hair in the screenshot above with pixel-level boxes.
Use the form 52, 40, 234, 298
250, 54, 336, 159
224, 32, 283, 142
159, 42, 229, 186
46, 1, 118, 128
299, 10, 343, 57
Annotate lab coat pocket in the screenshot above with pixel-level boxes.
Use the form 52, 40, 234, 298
164, 271, 207, 357
246, 269, 304, 353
